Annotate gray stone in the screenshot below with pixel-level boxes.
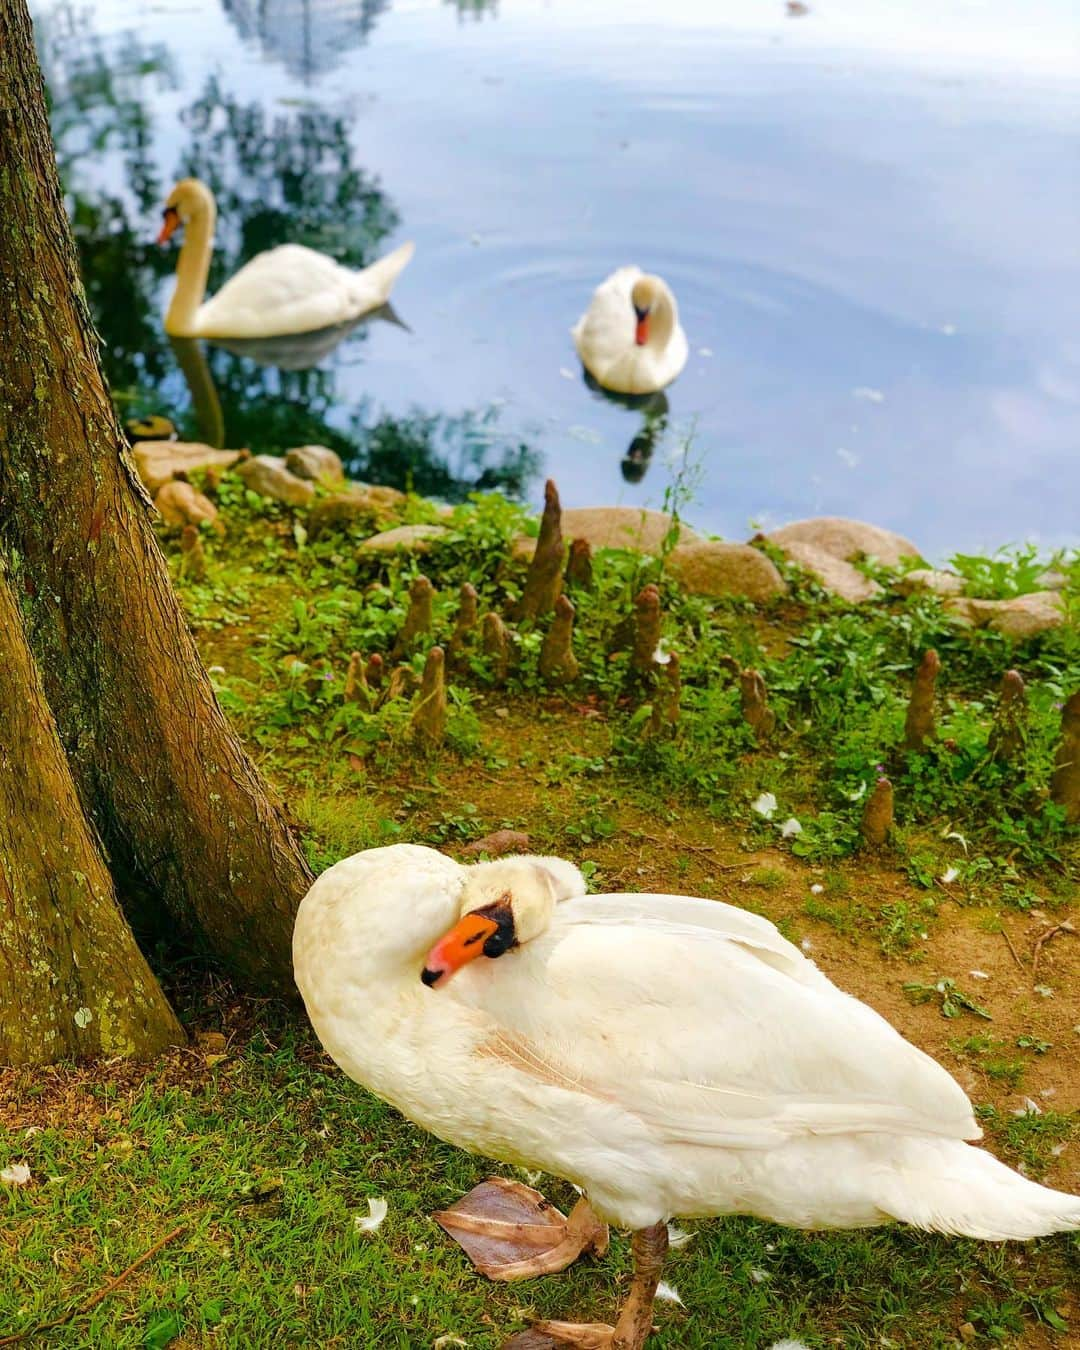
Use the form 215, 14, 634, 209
779, 539, 881, 603
894, 568, 966, 598
946, 591, 1065, 641
358, 523, 449, 554
133, 440, 244, 495
236, 455, 315, 507
767, 516, 921, 569
285, 444, 346, 484
666, 541, 787, 602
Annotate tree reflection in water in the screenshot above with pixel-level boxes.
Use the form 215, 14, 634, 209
444, 0, 500, 20
219, 0, 391, 83
35, 1, 540, 502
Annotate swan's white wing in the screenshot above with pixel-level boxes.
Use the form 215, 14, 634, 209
196, 242, 413, 339
451, 892, 980, 1150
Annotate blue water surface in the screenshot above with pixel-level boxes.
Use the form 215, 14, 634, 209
32, 0, 1080, 557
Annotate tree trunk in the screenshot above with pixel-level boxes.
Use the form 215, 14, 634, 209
0, 568, 182, 1064
0, 0, 312, 1002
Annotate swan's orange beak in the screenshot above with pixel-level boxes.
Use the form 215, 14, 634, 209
421, 912, 500, 989
634, 309, 650, 346
157, 208, 179, 246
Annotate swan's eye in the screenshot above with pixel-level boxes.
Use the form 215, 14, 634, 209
470, 898, 518, 958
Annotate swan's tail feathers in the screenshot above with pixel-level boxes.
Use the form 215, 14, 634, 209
881, 1139, 1080, 1241
361, 241, 415, 303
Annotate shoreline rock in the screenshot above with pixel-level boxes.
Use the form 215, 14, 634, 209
666, 540, 787, 602
237, 455, 315, 507
133, 440, 245, 495
285, 445, 346, 485
766, 516, 922, 570
155, 479, 220, 531
358, 523, 450, 555
945, 591, 1065, 640
762, 515, 924, 602
774, 539, 881, 603
894, 568, 966, 598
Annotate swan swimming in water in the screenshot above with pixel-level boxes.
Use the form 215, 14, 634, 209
572, 268, 688, 396
156, 178, 414, 341
293, 844, 1080, 1348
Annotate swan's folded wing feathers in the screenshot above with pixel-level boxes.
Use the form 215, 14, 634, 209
571, 267, 639, 372
457, 894, 980, 1149
565, 893, 821, 984
199, 246, 365, 337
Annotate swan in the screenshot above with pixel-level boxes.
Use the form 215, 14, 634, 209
156, 178, 415, 340
572, 269, 689, 395
293, 844, 1080, 1348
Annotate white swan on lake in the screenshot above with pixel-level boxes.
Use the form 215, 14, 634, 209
157, 178, 414, 340
572, 268, 688, 395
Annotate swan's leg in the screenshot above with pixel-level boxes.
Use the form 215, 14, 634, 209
516, 1220, 669, 1350
609, 1221, 668, 1348
435, 1178, 609, 1281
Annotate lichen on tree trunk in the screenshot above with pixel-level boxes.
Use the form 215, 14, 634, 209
0, 570, 182, 1064
0, 0, 312, 1006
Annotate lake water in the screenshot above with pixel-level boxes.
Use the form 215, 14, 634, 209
32, 0, 1080, 558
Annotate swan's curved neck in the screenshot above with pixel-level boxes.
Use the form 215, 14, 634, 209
165, 188, 216, 335
646, 285, 677, 352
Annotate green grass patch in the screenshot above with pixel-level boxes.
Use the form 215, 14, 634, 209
3, 1019, 1078, 1348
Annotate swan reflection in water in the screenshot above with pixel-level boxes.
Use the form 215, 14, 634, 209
168, 303, 409, 448
582, 369, 670, 484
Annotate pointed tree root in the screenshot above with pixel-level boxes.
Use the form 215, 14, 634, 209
903, 649, 939, 751
565, 537, 593, 591
449, 582, 480, 667
179, 525, 206, 581
988, 669, 1027, 761
631, 583, 662, 681
411, 646, 448, 745
392, 574, 435, 660
539, 595, 580, 684
647, 650, 681, 738
365, 652, 384, 689
514, 479, 565, 623
861, 776, 894, 849
482, 612, 512, 684
1050, 690, 1080, 823
739, 667, 775, 743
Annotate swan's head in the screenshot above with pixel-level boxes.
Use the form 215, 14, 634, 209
157, 179, 214, 245
420, 854, 585, 989
630, 275, 666, 346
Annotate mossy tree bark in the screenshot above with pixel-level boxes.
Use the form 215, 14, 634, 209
0, 0, 313, 1026
0, 569, 183, 1064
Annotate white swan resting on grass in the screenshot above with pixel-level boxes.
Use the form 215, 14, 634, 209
294, 844, 1080, 1348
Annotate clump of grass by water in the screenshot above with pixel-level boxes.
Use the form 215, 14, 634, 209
179, 474, 1079, 896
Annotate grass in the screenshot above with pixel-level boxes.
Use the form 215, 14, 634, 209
182, 472, 1080, 890
3, 1006, 1078, 1349
4, 475, 1079, 1347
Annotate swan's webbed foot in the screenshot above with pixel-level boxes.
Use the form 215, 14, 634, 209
433, 1177, 609, 1282
501, 1219, 669, 1350
505, 1320, 615, 1347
